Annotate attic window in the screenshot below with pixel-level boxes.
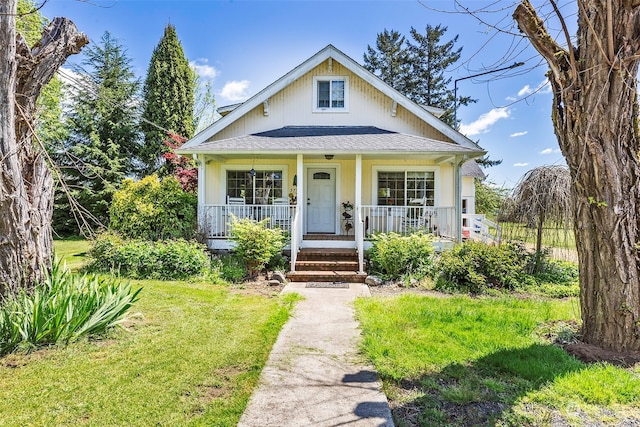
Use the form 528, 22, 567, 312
313, 76, 349, 112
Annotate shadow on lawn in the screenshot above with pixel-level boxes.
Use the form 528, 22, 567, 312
390, 343, 584, 427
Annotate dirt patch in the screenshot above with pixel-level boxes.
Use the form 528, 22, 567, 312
564, 341, 640, 367
228, 275, 285, 297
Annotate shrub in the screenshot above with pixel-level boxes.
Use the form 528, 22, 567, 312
87, 232, 210, 280
0, 260, 141, 355
367, 232, 435, 280
230, 218, 286, 280
435, 241, 530, 293
109, 175, 197, 241
218, 254, 248, 283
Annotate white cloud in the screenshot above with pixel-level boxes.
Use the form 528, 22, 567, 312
514, 162, 529, 167
459, 108, 510, 136
517, 79, 551, 97
510, 131, 528, 138
540, 148, 561, 155
190, 58, 219, 80
220, 80, 250, 102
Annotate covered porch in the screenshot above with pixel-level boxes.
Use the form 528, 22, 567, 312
196, 150, 473, 274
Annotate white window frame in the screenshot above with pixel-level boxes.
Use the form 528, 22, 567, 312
372, 166, 440, 207
313, 76, 349, 112
221, 164, 289, 204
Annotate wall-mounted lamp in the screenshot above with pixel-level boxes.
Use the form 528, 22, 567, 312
250, 168, 256, 177
324, 154, 334, 160
292, 174, 297, 186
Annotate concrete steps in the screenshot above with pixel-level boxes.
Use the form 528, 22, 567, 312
287, 249, 366, 283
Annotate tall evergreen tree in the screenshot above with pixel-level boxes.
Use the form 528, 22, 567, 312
140, 24, 195, 175
55, 31, 140, 233
363, 29, 413, 96
364, 26, 474, 127
407, 25, 474, 126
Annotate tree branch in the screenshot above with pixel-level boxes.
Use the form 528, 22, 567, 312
513, 0, 573, 83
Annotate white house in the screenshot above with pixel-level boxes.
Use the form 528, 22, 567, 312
178, 45, 488, 279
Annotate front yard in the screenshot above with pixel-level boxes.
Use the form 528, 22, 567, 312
356, 294, 640, 426
0, 240, 297, 426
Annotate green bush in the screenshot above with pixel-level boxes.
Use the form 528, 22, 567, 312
87, 232, 210, 280
218, 254, 248, 283
367, 232, 435, 280
435, 241, 530, 293
109, 175, 197, 241
0, 260, 140, 355
230, 218, 286, 280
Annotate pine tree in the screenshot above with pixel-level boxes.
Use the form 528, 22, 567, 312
55, 31, 140, 233
363, 29, 413, 96
407, 25, 474, 126
364, 26, 474, 127
140, 24, 195, 175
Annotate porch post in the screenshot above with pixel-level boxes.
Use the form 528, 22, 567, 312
355, 154, 364, 273
194, 154, 206, 235
290, 154, 304, 272
454, 156, 465, 243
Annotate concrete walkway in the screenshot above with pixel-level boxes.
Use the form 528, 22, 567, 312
238, 282, 394, 427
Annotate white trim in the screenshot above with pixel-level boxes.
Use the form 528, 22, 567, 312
220, 163, 290, 204
371, 165, 441, 207
312, 76, 350, 113
179, 44, 483, 152
303, 163, 341, 234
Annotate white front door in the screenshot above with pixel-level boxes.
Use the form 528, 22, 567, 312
306, 168, 336, 233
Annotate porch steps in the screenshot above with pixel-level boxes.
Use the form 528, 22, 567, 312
287, 248, 366, 283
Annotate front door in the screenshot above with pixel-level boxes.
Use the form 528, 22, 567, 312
307, 168, 336, 233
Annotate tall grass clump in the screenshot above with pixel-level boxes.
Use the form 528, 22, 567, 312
0, 260, 141, 356
367, 232, 435, 280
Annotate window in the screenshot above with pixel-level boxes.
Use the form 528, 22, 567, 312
313, 76, 348, 111
377, 171, 435, 206
227, 170, 283, 204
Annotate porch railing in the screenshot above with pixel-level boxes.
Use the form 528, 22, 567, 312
359, 205, 457, 239
462, 214, 501, 244
199, 204, 297, 240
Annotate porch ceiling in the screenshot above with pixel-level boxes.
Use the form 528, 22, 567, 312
181, 126, 485, 158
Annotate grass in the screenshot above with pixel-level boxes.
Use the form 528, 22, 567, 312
355, 294, 640, 426
500, 222, 576, 250
0, 240, 298, 426
53, 238, 91, 272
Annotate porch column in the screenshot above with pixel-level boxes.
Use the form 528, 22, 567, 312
194, 154, 206, 234
355, 154, 364, 273
290, 154, 304, 272
454, 156, 465, 243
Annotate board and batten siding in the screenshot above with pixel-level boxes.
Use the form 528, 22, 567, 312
210, 61, 453, 143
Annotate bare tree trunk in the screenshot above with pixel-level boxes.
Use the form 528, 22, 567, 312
0, 2, 88, 295
514, 0, 640, 351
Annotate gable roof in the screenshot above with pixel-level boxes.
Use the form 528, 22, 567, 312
181, 126, 481, 155
181, 44, 483, 152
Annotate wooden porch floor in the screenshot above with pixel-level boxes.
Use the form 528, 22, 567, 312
303, 234, 355, 241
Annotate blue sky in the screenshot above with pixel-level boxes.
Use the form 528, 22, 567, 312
41, 0, 568, 187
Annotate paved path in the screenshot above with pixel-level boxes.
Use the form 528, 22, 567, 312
238, 282, 394, 427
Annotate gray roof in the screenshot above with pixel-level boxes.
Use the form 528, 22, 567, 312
461, 160, 486, 178
183, 126, 483, 155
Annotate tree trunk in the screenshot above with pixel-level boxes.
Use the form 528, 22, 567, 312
514, 0, 640, 351
0, 2, 88, 295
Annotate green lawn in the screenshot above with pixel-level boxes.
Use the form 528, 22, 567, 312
53, 238, 91, 271
356, 294, 640, 426
0, 241, 297, 426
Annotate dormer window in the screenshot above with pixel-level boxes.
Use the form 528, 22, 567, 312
313, 76, 349, 112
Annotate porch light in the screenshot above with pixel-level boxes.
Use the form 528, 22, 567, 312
324, 154, 334, 160
292, 174, 297, 186
250, 168, 256, 177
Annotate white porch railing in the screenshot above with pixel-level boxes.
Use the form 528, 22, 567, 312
199, 204, 297, 239
462, 214, 502, 244
359, 205, 457, 239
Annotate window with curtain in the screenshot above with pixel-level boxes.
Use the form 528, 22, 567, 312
227, 170, 283, 204
377, 171, 435, 206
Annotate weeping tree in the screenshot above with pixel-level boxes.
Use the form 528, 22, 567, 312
0, 2, 88, 295
513, 0, 640, 352
507, 165, 573, 272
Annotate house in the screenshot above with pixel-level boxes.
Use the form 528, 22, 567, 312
178, 45, 487, 279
